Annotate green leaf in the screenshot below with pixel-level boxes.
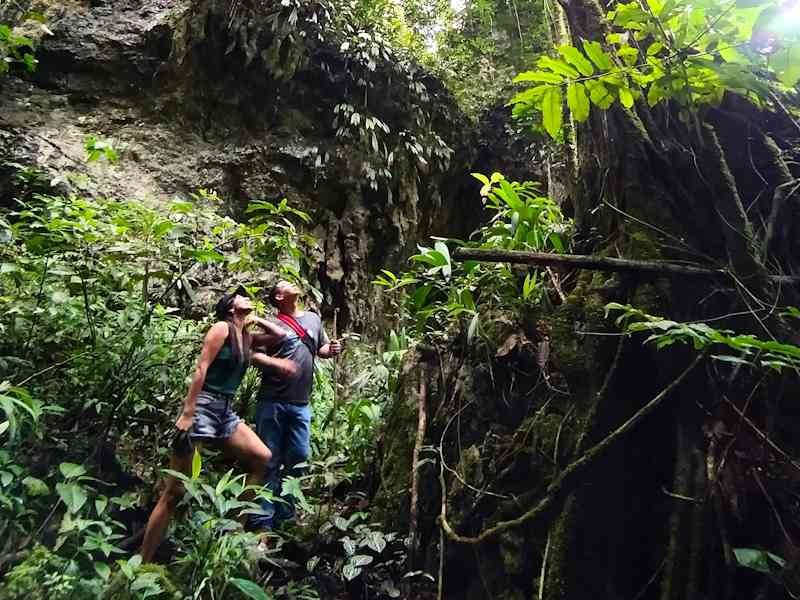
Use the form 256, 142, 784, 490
513, 71, 563, 84
281, 476, 312, 512
23, 476, 50, 496
542, 86, 564, 139
94, 562, 111, 581
467, 313, 480, 343
434, 241, 452, 279
191, 447, 202, 480
586, 81, 614, 109
350, 554, 373, 568
56, 481, 88, 514
618, 86, 634, 109
558, 45, 595, 76
646, 41, 664, 56
582, 39, 613, 70
566, 83, 591, 122
95, 496, 108, 515
59, 462, 86, 479
229, 578, 273, 600
470, 173, 490, 186
363, 530, 387, 553
342, 563, 362, 581
772, 45, 800, 87
733, 548, 786, 574
539, 56, 579, 78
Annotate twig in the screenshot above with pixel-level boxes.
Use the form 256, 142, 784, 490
538, 530, 551, 600
545, 266, 566, 303
16, 352, 89, 386
439, 352, 705, 544
437, 441, 446, 600
753, 469, 795, 545
409, 363, 429, 568
661, 487, 701, 503
721, 396, 800, 473
632, 556, 667, 600
552, 404, 575, 467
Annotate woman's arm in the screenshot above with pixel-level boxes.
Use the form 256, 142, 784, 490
175, 322, 229, 431
249, 315, 287, 350
250, 352, 299, 377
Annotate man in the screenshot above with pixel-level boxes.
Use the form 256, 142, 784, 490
249, 280, 342, 531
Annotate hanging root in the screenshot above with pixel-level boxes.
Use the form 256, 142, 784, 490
440, 353, 706, 544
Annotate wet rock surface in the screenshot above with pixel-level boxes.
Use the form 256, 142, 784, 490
0, 0, 539, 330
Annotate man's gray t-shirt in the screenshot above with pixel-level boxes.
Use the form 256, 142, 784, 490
258, 312, 329, 405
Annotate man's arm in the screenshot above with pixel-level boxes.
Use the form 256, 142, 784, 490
317, 320, 341, 358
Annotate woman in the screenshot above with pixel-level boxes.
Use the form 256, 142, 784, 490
139, 286, 296, 562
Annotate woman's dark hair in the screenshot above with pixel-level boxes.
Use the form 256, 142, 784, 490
214, 286, 251, 363
267, 282, 282, 308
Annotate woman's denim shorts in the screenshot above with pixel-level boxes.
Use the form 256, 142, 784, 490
190, 390, 241, 441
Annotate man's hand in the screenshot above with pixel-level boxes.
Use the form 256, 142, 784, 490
329, 339, 343, 355
175, 411, 194, 432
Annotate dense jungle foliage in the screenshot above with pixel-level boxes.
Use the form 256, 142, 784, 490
1, 0, 800, 598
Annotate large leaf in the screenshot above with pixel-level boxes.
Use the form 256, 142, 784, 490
618, 86, 635, 109
542, 86, 564, 139
538, 56, 579, 78
513, 71, 563, 84
566, 83, 591, 122
191, 447, 202, 480
733, 548, 786, 574
772, 44, 800, 87
586, 81, 615, 109
229, 578, 273, 600
363, 530, 387, 553
59, 462, 87, 479
434, 241, 452, 280
56, 481, 88, 514
582, 39, 613, 70
558, 45, 595, 76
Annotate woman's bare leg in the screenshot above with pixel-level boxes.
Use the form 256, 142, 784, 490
224, 422, 272, 513
139, 450, 194, 562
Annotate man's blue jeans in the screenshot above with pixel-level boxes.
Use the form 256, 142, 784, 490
250, 401, 311, 531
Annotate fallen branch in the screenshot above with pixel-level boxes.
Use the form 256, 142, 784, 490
439, 352, 706, 544
452, 248, 800, 284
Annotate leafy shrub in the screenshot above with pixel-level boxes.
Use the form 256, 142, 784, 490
374, 171, 571, 340
0, 545, 104, 600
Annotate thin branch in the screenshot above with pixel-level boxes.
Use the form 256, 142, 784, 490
722, 396, 800, 473
753, 469, 794, 546
408, 364, 429, 569
439, 353, 706, 544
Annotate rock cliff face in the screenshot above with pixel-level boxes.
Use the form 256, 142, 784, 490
0, 0, 533, 328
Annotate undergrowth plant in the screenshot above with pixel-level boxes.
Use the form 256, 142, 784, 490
375, 171, 571, 340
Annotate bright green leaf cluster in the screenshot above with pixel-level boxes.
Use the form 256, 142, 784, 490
510, 0, 800, 139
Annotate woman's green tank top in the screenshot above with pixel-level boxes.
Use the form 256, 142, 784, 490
202, 324, 249, 396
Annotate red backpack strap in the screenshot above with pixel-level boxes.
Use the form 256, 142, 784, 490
277, 313, 317, 356
277, 313, 308, 338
